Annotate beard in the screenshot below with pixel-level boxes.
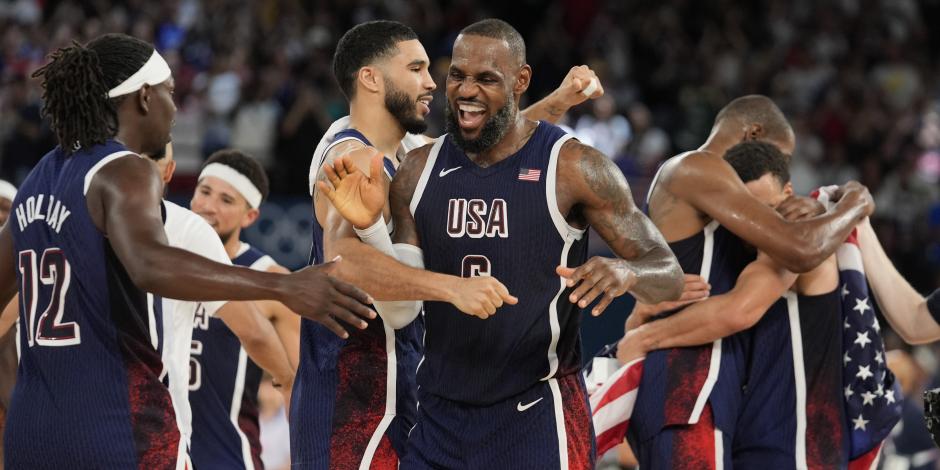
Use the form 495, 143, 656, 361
384, 79, 428, 135
444, 98, 514, 154
219, 229, 236, 245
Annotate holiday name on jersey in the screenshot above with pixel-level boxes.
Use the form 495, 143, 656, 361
446, 198, 508, 238
14, 194, 72, 234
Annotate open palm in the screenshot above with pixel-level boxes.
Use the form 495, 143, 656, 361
318, 151, 388, 229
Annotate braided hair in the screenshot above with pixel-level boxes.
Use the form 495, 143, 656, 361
31, 34, 153, 154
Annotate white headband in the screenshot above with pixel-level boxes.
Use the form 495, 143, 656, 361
0, 180, 16, 202
199, 163, 263, 209
107, 50, 172, 98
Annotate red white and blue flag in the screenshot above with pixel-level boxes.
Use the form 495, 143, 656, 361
814, 187, 901, 469
585, 347, 645, 455
517, 168, 541, 182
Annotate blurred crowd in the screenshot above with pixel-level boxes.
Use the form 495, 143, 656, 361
3, 0, 940, 467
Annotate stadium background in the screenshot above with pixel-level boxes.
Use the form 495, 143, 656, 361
1, 0, 940, 465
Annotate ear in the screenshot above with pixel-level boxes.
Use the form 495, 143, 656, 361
163, 159, 177, 184
137, 84, 152, 114
784, 181, 794, 196
514, 64, 532, 97
745, 123, 763, 141
241, 207, 260, 229
357, 66, 382, 95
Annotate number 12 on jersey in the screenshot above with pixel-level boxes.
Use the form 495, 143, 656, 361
18, 248, 79, 347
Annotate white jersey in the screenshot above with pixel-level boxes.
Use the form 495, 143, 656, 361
161, 200, 231, 450
308, 115, 427, 194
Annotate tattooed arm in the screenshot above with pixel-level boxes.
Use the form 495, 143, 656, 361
555, 140, 683, 307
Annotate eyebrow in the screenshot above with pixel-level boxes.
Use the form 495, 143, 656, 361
408, 59, 428, 67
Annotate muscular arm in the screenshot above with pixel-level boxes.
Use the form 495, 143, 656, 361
521, 65, 603, 124
0, 295, 16, 337
215, 301, 294, 387
257, 264, 300, 368
316, 145, 458, 303
560, 141, 683, 304
667, 154, 872, 273
623, 254, 796, 357
86, 155, 374, 338
857, 219, 940, 344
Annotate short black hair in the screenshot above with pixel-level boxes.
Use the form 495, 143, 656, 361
203, 149, 270, 202
332, 20, 418, 100
459, 19, 526, 66
32, 33, 154, 154
724, 141, 790, 185
715, 95, 793, 146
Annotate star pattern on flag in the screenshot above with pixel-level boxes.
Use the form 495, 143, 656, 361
872, 317, 881, 333
844, 319, 850, 329
845, 385, 854, 398
854, 331, 872, 348
861, 391, 877, 406
856, 364, 873, 380
853, 297, 871, 315
853, 414, 869, 431
874, 351, 883, 365
844, 352, 852, 365
885, 389, 896, 404
842, 283, 850, 299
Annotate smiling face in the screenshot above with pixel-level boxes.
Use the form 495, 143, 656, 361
444, 34, 529, 153
378, 39, 435, 134
190, 176, 258, 244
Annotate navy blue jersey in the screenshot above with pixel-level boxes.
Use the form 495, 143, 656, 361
5, 141, 179, 469
410, 121, 588, 405
189, 242, 274, 470
293, 128, 422, 468
630, 221, 755, 442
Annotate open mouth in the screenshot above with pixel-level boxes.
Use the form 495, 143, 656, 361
417, 95, 433, 115
457, 101, 486, 131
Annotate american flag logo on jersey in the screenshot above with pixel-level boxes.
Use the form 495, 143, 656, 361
518, 168, 541, 181
814, 187, 901, 468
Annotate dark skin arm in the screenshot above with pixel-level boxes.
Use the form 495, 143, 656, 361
665, 153, 873, 273
555, 140, 684, 306
520, 65, 604, 124
85, 155, 374, 338
0, 224, 17, 321
389, 144, 430, 247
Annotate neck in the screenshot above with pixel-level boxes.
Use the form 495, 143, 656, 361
349, 97, 407, 158
114, 128, 144, 154
698, 125, 740, 156
468, 110, 532, 166
223, 232, 242, 260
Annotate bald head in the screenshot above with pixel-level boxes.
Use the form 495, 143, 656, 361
715, 95, 794, 153
459, 19, 526, 67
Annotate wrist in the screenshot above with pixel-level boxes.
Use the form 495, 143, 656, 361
353, 216, 384, 233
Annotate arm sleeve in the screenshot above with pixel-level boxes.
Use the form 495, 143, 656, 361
353, 219, 425, 328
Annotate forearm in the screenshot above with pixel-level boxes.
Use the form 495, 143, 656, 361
521, 90, 569, 124
623, 246, 684, 304
770, 198, 869, 273
267, 303, 301, 369
327, 237, 455, 302
135, 244, 286, 302
221, 302, 294, 385
353, 222, 423, 328
629, 297, 742, 353
856, 222, 935, 343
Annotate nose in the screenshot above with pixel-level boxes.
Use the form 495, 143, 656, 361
423, 70, 436, 92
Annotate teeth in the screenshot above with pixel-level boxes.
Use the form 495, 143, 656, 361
459, 104, 485, 113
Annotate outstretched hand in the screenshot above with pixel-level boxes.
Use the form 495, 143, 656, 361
317, 150, 388, 229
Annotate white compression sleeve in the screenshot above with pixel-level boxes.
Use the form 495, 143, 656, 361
354, 219, 424, 329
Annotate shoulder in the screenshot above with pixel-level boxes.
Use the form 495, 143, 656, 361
395, 141, 437, 184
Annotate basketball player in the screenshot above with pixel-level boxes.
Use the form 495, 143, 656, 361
0, 33, 372, 468
188, 149, 302, 469
0, 180, 16, 467
622, 95, 873, 467
321, 19, 684, 468
145, 143, 294, 470
617, 140, 850, 467
299, 21, 528, 470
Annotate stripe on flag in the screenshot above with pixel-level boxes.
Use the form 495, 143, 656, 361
590, 357, 645, 455
518, 168, 541, 181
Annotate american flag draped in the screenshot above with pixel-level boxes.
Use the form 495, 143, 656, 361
815, 188, 902, 468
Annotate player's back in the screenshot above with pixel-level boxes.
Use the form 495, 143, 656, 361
189, 242, 273, 470
293, 126, 422, 469
410, 121, 588, 405
6, 141, 179, 469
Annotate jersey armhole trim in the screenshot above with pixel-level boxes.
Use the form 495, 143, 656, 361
82, 150, 137, 195
546, 134, 587, 241
308, 136, 366, 196
409, 137, 444, 217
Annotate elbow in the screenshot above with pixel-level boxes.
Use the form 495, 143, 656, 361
635, 262, 684, 304
380, 302, 422, 330
128, 262, 168, 294
781, 246, 823, 274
